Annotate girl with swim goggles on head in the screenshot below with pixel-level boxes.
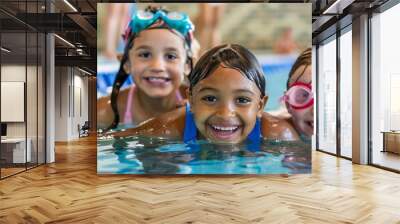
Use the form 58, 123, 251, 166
112, 44, 299, 144
282, 48, 314, 138
97, 6, 196, 130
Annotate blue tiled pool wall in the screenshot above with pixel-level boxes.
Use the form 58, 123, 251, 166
97, 55, 296, 111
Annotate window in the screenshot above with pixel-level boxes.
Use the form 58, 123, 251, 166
339, 28, 352, 158
371, 3, 400, 171
317, 36, 337, 154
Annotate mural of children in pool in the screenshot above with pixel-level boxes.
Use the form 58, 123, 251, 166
97, 4, 312, 175
112, 44, 300, 143
97, 6, 196, 130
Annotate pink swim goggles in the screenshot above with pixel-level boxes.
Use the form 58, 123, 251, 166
281, 82, 314, 110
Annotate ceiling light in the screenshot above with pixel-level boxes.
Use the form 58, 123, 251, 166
322, 0, 355, 15
63, 0, 78, 12
78, 67, 93, 76
54, 34, 75, 48
1, 47, 11, 53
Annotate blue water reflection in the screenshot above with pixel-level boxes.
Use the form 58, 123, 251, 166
97, 136, 311, 175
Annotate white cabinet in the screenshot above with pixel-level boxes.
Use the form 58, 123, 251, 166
1, 138, 31, 163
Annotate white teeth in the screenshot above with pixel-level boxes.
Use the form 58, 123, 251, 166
146, 77, 170, 81
212, 125, 238, 131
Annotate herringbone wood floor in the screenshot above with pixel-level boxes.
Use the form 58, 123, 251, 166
1, 136, 400, 224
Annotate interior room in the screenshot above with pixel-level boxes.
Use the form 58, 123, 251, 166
0, 0, 399, 223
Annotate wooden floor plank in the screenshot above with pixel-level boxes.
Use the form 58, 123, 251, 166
0, 136, 399, 223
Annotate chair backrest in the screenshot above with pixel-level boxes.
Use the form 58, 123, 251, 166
82, 121, 90, 129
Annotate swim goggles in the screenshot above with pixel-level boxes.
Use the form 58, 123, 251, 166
282, 82, 314, 110
124, 9, 194, 41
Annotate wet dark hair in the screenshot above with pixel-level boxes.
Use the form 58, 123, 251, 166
286, 48, 311, 89
108, 6, 193, 130
188, 44, 266, 98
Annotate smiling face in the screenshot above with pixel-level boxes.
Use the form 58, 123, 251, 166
190, 65, 267, 144
286, 65, 314, 137
126, 29, 188, 98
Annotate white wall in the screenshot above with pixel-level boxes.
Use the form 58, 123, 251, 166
55, 66, 68, 141
54, 67, 89, 141
1, 65, 26, 81
73, 72, 89, 137
1, 65, 28, 138
1, 82, 25, 121
1, 64, 46, 164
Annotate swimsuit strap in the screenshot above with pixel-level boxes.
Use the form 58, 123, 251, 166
124, 85, 183, 125
183, 103, 197, 143
123, 85, 136, 125
175, 89, 183, 103
245, 118, 261, 152
247, 118, 261, 143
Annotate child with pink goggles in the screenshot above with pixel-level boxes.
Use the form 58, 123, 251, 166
282, 82, 313, 110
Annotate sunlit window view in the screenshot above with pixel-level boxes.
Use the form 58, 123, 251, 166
371, 3, 400, 171
317, 37, 337, 155
316, 27, 353, 159
340, 28, 352, 158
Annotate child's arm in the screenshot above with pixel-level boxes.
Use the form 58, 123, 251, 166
261, 112, 300, 141
97, 95, 114, 129
111, 107, 186, 139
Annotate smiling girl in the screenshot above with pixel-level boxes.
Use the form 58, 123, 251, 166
97, 6, 195, 129
112, 44, 299, 143
282, 48, 313, 138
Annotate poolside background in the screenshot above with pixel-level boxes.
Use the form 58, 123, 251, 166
97, 3, 311, 113
97, 54, 297, 112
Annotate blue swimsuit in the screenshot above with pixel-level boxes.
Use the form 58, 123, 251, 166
183, 103, 261, 145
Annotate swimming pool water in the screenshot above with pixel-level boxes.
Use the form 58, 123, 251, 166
97, 136, 311, 175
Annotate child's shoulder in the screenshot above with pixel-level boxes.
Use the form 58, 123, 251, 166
260, 112, 300, 141
113, 106, 186, 139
